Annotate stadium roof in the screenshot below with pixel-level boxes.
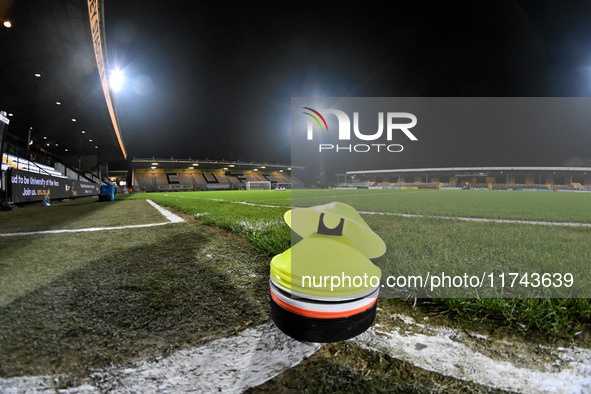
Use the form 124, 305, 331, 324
347, 167, 591, 175
0, 0, 124, 161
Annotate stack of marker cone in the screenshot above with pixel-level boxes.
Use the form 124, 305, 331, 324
270, 202, 386, 343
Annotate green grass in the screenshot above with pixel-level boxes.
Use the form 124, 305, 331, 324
125, 192, 291, 255
0, 197, 165, 234
366, 215, 591, 298
123, 188, 591, 224
125, 189, 591, 337
0, 199, 170, 306
248, 342, 503, 393
438, 298, 591, 336
0, 188, 589, 390
130, 190, 291, 207
1, 187, 589, 380
293, 188, 591, 223
0, 219, 270, 380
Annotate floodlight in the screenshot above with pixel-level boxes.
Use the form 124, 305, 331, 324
110, 68, 124, 92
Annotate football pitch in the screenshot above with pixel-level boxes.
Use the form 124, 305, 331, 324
125, 189, 591, 332
128, 188, 591, 223
0, 189, 590, 391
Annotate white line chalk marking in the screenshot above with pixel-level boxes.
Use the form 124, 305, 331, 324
353, 321, 591, 394
2, 318, 590, 393
357, 211, 591, 228
0, 322, 320, 393
0, 200, 183, 238
146, 199, 184, 222
165, 194, 591, 228
0, 222, 171, 237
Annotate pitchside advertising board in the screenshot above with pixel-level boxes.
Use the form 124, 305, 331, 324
7, 168, 100, 203
291, 97, 591, 298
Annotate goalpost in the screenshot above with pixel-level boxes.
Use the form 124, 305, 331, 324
245, 181, 271, 190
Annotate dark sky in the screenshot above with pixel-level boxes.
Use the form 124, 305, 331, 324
103, 1, 591, 168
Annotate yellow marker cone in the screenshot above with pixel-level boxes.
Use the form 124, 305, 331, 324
270, 234, 381, 300
285, 201, 386, 258
270, 202, 386, 343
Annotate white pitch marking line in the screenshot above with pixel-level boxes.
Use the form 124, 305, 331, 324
146, 199, 184, 223
177, 195, 283, 208
0, 222, 171, 237
3, 317, 591, 393
357, 211, 591, 228
0, 200, 184, 238
0, 322, 320, 393
168, 195, 591, 228
353, 323, 591, 394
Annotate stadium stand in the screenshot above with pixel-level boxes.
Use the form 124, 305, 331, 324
3, 153, 65, 178
2, 150, 108, 186
177, 172, 194, 187
154, 173, 169, 187
1, 143, 109, 208
336, 180, 371, 189
131, 159, 297, 192
245, 174, 261, 183
134, 172, 156, 192
288, 174, 305, 189
343, 167, 591, 192
266, 174, 290, 184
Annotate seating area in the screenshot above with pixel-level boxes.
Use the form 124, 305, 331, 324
571, 183, 587, 191
354, 180, 587, 190
133, 169, 300, 192
2, 153, 65, 178
2, 151, 105, 185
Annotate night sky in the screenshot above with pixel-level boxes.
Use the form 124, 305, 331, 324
103, 1, 591, 169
